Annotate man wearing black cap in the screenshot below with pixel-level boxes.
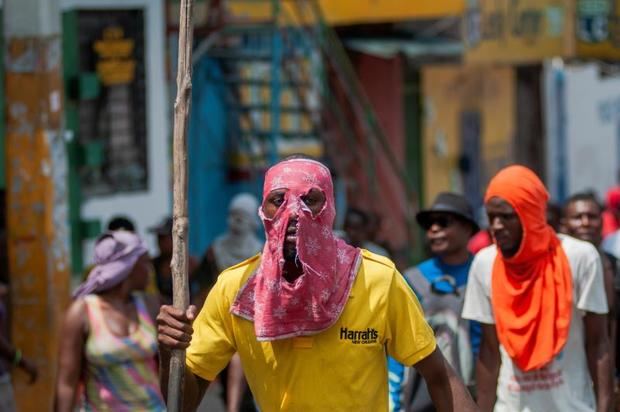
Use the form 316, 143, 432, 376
388, 192, 480, 412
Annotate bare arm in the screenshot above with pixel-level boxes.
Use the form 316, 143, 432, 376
476, 323, 500, 412
226, 353, 248, 412
414, 348, 478, 412
0, 334, 37, 384
54, 299, 87, 412
157, 305, 211, 412
602, 257, 617, 393
0, 290, 37, 383
585, 312, 613, 412
159, 346, 209, 412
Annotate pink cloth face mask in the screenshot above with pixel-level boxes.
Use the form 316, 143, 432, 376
230, 159, 361, 341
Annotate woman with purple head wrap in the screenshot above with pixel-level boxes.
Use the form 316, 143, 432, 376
73, 231, 149, 298
55, 231, 166, 411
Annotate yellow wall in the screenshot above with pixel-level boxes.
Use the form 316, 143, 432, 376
464, 0, 620, 62
421, 65, 515, 205
226, 0, 464, 25
464, 0, 573, 64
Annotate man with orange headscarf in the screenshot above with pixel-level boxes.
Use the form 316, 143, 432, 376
462, 165, 611, 411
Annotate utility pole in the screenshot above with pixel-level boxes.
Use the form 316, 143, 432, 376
4, 0, 70, 409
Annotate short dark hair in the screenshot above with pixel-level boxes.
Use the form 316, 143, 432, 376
107, 216, 136, 232
563, 192, 602, 215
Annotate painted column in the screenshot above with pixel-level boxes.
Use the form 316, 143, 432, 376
543, 59, 568, 202
269, 0, 282, 164
4, 0, 70, 409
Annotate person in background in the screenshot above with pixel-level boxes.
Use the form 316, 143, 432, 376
55, 231, 165, 411
194, 193, 262, 301
156, 156, 477, 412
107, 216, 136, 232
468, 207, 492, 255
463, 166, 611, 411
149, 217, 198, 305
603, 188, 620, 264
344, 207, 390, 257
81, 216, 137, 281
367, 211, 393, 257
0, 204, 37, 411
389, 192, 480, 412
194, 193, 263, 412
81, 216, 159, 297
563, 192, 618, 393
603, 187, 620, 238
546, 202, 562, 233
0, 282, 37, 412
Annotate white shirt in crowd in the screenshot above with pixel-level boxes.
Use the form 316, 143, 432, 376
462, 234, 608, 412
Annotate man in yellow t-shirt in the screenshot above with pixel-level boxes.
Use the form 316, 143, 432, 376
157, 157, 477, 412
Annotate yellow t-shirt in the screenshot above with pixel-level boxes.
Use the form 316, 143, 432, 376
186, 250, 436, 412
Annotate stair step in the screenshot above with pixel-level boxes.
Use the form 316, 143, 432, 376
207, 75, 311, 88
238, 131, 319, 140
230, 103, 312, 114
221, 22, 277, 35
207, 49, 272, 61
207, 48, 308, 61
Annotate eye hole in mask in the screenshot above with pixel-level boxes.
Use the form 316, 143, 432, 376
270, 192, 286, 208
264, 188, 327, 218
300, 188, 327, 217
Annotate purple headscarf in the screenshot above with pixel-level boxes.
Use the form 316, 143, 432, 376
73, 231, 148, 298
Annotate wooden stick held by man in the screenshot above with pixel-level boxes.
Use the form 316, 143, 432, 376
166, 0, 194, 411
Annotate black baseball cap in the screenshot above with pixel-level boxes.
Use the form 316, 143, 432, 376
416, 192, 479, 232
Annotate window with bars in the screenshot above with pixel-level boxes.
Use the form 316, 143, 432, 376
76, 9, 148, 197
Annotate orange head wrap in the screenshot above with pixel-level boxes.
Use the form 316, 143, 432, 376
485, 165, 572, 371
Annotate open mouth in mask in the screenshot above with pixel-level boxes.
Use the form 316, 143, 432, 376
283, 217, 299, 260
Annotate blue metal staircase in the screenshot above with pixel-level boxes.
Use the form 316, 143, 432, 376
196, 0, 415, 214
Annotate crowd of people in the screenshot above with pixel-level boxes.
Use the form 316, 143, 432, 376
2, 156, 620, 411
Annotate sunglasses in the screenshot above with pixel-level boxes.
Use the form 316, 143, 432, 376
420, 215, 456, 231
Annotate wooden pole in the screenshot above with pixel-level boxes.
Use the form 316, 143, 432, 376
168, 0, 194, 411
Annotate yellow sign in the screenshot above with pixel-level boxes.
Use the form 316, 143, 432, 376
576, 0, 620, 58
169, 1, 464, 28
226, 0, 464, 26
465, 0, 620, 62
464, 0, 571, 63
93, 27, 136, 86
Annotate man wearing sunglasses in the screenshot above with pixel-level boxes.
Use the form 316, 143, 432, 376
389, 192, 480, 411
